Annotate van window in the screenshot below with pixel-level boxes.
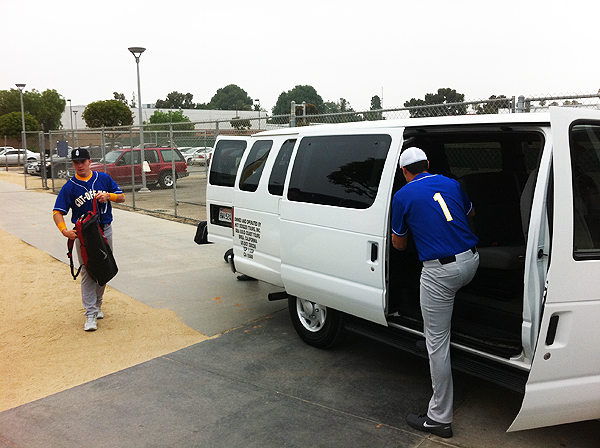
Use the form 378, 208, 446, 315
288, 134, 391, 209
239, 140, 273, 192
210, 140, 248, 187
160, 149, 184, 162
570, 122, 600, 259
268, 139, 296, 196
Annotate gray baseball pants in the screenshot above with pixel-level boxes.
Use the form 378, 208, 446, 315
420, 248, 479, 424
75, 223, 113, 317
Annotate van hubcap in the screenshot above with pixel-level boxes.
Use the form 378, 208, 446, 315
297, 298, 327, 332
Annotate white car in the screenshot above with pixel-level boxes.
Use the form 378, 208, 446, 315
189, 147, 213, 165
0, 148, 40, 165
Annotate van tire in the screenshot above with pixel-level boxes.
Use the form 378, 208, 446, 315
159, 172, 175, 188
288, 297, 347, 349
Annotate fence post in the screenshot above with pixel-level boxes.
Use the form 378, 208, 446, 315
290, 101, 296, 127
170, 123, 178, 217
39, 131, 48, 189
215, 121, 219, 139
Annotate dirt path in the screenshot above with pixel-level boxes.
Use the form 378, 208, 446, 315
0, 172, 209, 412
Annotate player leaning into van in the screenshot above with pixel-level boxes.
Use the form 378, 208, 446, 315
53, 148, 125, 332
391, 147, 479, 438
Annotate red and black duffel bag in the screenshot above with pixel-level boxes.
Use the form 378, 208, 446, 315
67, 197, 118, 286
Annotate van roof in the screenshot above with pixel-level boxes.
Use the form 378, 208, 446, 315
251, 112, 551, 138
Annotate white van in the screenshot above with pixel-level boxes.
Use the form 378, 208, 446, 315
206, 108, 600, 431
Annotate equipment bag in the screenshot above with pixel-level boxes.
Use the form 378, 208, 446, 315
67, 197, 118, 286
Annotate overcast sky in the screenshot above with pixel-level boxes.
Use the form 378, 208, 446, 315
3, 0, 599, 114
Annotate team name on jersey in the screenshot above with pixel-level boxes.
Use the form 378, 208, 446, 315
74, 189, 107, 208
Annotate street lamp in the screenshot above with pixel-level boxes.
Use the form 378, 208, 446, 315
254, 99, 260, 131
15, 84, 27, 172
67, 99, 75, 148
73, 110, 78, 147
128, 46, 149, 192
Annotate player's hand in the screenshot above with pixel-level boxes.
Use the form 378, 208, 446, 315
62, 229, 78, 240
95, 192, 110, 203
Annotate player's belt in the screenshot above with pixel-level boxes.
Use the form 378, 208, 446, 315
438, 247, 477, 265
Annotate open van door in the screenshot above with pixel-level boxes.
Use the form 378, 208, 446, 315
510, 107, 600, 431
207, 136, 250, 246
279, 128, 404, 326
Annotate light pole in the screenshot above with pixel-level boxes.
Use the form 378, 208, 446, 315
15, 84, 27, 171
128, 46, 149, 192
254, 99, 260, 131
68, 99, 75, 148
73, 110, 78, 147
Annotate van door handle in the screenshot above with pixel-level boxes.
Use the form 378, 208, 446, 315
545, 314, 560, 346
370, 243, 378, 262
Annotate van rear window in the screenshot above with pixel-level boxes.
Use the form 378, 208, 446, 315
288, 134, 391, 209
210, 140, 248, 187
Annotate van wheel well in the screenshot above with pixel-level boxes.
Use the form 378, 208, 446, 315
288, 297, 347, 349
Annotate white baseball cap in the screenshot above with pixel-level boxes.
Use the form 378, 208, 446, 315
399, 147, 427, 167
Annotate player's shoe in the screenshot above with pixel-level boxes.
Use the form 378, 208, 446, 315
406, 413, 453, 438
97, 309, 104, 319
84, 314, 98, 331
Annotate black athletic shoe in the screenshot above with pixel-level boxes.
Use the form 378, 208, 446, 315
406, 413, 453, 438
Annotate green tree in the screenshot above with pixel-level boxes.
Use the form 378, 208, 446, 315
82, 100, 134, 128
147, 110, 195, 131
365, 95, 384, 121
155, 91, 195, 109
113, 92, 128, 106
404, 88, 467, 117
208, 85, 253, 111
0, 88, 65, 130
272, 85, 325, 116
474, 95, 512, 114
0, 112, 40, 140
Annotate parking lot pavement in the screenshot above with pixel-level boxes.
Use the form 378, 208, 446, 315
2, 310, 598, 448
1, 179, 599, 447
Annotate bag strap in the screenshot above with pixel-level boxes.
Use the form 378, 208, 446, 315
67, 237, 82, 280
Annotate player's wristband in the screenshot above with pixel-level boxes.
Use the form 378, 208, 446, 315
109, 193, 118, 202
57, 222, 67, 233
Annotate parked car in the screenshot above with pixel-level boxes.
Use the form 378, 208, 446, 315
207, 108, 600, 432
90, 147, 189, 188
27, 157, 73, 179
0, 148, 40, 165
190, 147, 213, 165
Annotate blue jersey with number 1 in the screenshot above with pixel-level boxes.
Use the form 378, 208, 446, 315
392, 173, 478, 262
53, 171, 122, 224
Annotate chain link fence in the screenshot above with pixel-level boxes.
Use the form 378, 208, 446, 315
5, 92, 600, 223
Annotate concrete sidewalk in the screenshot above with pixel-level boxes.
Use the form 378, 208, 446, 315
1, 179, 599, 448
0, 180, 285, 336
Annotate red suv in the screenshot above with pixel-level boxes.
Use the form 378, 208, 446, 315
91, 147, 189, 188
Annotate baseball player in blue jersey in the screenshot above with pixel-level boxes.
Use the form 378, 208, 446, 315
392, 147, 479, 438
53, 148, 125, 331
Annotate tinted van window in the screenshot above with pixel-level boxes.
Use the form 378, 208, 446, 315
288, 134, 391, 209
571, 122, 600, 259
268, 139, 296, 196
210, 140, 248, 187
239, 140, 273, 192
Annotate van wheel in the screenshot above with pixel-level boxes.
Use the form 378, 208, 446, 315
288, 297, 347, 349
159, 172, 175, 188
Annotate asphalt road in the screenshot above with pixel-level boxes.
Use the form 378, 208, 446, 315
1, 177, 599, 448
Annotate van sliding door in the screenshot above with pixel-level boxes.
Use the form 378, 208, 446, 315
510, 107, 600, 431
279, 129, 404, 325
